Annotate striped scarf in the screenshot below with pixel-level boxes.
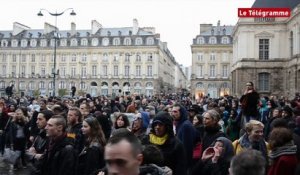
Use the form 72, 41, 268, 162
269, 141, 297, 159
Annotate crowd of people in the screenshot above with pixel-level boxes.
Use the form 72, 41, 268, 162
0, 81, 299, 175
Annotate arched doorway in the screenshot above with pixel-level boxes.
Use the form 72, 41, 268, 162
90, 81, 98, 97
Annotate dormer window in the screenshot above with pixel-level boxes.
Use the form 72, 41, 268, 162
209, 37, 216, 44
197, 37, 205, 44
146, 37, 154, 45
11, 39, 18, 47
107, 31, 111, 36
70, 38, 78, 46
92, 38, 99, 46
124, 37, 131, 45
118, 31, 122, 36
113, 38, 120, 46
81, 38, 88, 46
60, 39, 67, 47
211, 29, 214, 35
30, 39, 37, 47
129, 31, 132, 35
222, 37, 229, 44
1, 40, 8, 47
135, 37, 143, 45
40, 39, 47, 47
21, 40, 28, 47
102, 38, 109, 46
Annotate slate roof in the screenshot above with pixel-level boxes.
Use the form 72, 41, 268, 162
0, 27, 154, 38
252, 0, 300, 9
200, 26, 234, 36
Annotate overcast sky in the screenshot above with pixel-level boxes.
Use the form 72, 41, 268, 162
0, 0, 255, 66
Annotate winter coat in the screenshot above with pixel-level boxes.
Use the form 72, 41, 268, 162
40, 135, 78, 175
78, 142, 105, 175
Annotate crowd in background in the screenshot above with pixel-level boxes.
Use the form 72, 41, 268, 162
0, 82, 300, 175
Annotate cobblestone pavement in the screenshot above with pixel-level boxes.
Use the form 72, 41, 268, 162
0, 156, 31, 175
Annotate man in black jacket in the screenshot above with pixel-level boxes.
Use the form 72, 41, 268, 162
41, 116, 77, 175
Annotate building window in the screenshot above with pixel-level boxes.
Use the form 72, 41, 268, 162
290, 31, 293, 57
21, 66, 26, 76
113, 66, 118, 76
135, 38, 143, 45
102, 65, 107, 76
50, 39, 56, 47
81, 67, 87, 77
12, 54, 17, 62
113, 38, 120, 46
2, 54, 7, 63
221, 37, 228, 44
92, 65, 97, 76
61, 54, 66, 62
41, 67, 46, 77
71, 67, 76, 77
259, 39, 269, 60
197, 37, 205, 44
209, 65, 216, 77
102, 38, 109, 46
125, 66, 130, 77
60, 39, 67, 46
12, 40, 18, 47
31, 54, 35, 62
222, 65, 228, 77
71, 54, 76, 62
124, 38, 131, 45
92, 38, 98, 46
196, 82, 204, 88
210, 53, 216, 61
21, 40, 27, 47
258, 73, 270, 91
147, 66, 152, 77
81, 54, 87, 62
41, 54, 46, 62
146, 37, 154, 45
40, 39, 47, 47
39, 81, 45, 89
30, 39, 37, 47
136, 53, 141, 62
147, 53, 153, 61
197, 53, 203, 61
61, 67, 66, 76
59, 81, 66, 89
103, 53, 108, 62
81, 39, 88, 46
1, 40, 8, 47
125, 53, 130, 62
136, 65, 141, 77
209, 37, 216, 44
71, 39, 78, 46
2, 65, 6, 76
222, 52, 229, 62
113, 54, 119, 62
22, 54, 26, 62
31, 66, 35, 75
198, 65, 203, 77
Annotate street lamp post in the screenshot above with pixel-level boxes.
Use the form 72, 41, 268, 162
37, 8, 76, 97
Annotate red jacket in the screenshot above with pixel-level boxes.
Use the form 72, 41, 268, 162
268, 155, 298, 175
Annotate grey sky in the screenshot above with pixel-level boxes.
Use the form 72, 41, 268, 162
0, 0, 255, 66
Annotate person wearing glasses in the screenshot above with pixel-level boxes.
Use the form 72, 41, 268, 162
240, 81, 260, 130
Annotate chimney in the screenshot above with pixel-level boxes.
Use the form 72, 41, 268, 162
217, 20, 221, 35
200, 24, 212, 34
71, 22, 76, 36
91, 20, 102, 35
44, 22, 57, 34
13, 22, 30, 36
133, 18, 139, 35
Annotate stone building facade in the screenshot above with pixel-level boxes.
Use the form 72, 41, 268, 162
0, 19, 186, 97
232, 0, 300, 98
191, 21, 233, 99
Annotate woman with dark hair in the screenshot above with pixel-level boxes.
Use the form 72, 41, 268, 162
268, 127, 298, 175
114, 113, 130, 130
78, 117, 106, 175
8, 108, 30, 170
191, 137, 234, 175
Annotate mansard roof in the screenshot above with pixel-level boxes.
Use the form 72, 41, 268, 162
0, 27, 154, 39
200, 26, 234, 36
252, 0, 300, 9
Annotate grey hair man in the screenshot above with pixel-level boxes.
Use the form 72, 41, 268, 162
229, 149, 266, 175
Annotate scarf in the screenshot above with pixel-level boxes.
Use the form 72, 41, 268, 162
239, 134, 268, 160
269, 142, 297, 159
149, 133, 168, 145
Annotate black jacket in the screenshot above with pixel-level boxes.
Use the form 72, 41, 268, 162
40, 135, 78, 175
78, 142, 105, 175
